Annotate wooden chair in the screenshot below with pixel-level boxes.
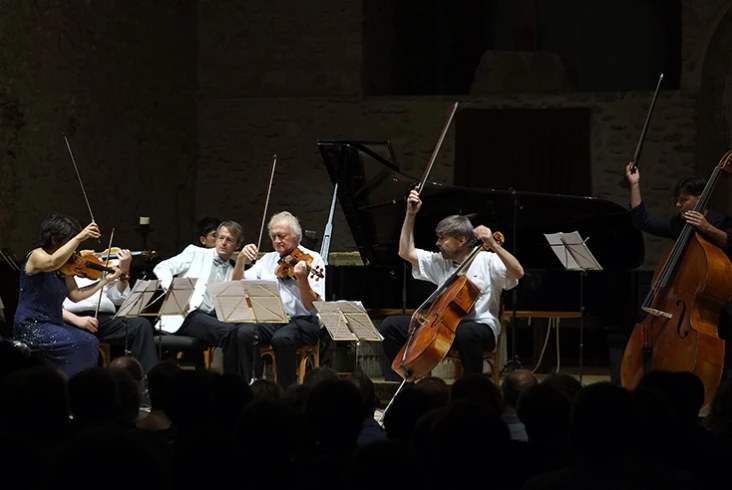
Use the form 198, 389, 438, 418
260, 340, 320, 385
99, 342, 112, 368
444, 303, 506, 384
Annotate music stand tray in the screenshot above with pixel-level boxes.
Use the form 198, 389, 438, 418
206, 280, 288, 324
315, 300, 382, 372
543, 231, 603, 382
159, 278, 198, 317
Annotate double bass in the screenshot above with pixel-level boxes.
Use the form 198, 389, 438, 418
621, 150, 732, 406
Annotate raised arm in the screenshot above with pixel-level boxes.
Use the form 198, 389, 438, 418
153, 245, 197, 290
474, 225, 524, 280
26, 223, 100, 274
398, 189, 422, 267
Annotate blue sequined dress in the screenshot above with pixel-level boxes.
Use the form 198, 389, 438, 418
13, 260, 99, 377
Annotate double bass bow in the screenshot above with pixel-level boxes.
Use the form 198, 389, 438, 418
621, 149, 732, 407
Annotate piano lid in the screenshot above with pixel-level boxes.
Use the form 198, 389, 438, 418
317, 140, 645, 270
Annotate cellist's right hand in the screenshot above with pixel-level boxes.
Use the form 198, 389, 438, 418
407, 189, 422, 216
76, 223, 101, 242
626, 162, 640, 186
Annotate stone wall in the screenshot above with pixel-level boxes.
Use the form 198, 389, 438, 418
0, 1, 197, 256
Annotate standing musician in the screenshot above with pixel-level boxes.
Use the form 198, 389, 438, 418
626, 163, 732, 257
153, 220, 256, 375
13, 214, 123, 377
232, 211, 325, 388
379, 189, 524, 381
61, 249, 158, 373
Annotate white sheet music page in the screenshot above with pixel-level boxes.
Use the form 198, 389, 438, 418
117, 279, 159, 317
543, 231, 602, 271
315, 300, 382, 342
159, 277, 197, 315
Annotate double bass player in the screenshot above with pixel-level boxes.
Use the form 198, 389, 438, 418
378, 189, 524, 381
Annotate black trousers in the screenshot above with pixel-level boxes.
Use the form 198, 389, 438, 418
177, 309, 243, 375
79, 311, 158, 373
378, 315, 497, 382
230, 315, 321, 388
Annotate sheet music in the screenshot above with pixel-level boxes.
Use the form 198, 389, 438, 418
206, 280, 288, 323
543, 231, 602, 271
315, 300, 382, 342
117, 279, 159, 317
159, 277, 197, 315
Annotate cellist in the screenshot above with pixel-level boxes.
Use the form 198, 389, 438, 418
378, 189, 524, 381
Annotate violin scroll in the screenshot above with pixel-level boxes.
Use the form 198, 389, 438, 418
275, 247, 324, 281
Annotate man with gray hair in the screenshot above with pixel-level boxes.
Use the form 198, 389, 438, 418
378, 189, 524, 381
153, 220, 256, 376
233, 211, 325, 388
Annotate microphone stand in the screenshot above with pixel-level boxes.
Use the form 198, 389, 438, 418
502, 187, 523, 373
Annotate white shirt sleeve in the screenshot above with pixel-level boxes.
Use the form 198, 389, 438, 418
105, 280, 130, 306
307, 252, 326, 301
488, 252, 519, 291
153, 245, 197, 290
413, 249, 447, 285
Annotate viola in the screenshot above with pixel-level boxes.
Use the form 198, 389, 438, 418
275, 247, 324, 281
392, 231, 505, 380
60, 250, 130, 281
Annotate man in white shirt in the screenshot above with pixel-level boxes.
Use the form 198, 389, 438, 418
62, 249, 158, 372
153, 220, 256, 376
232, 211, 325, 388
378, 189, 525, 381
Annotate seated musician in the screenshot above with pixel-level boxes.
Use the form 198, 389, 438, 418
625, 162, 732, 256
379, 189, 524, 382
153, 220, 255, 375
61, 249, 158, 373
196, 216, 221, 248
232, 211, 324, 388
13, 214, 123, 377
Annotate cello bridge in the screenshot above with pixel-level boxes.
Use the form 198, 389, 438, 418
642, 307, 672, 319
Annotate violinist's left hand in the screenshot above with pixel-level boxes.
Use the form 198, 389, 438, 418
474, 225, 498, 248
294, 261, 308, 280
684, 211, 712, 233
117, 249, 132, 272
103, 265, 123, 284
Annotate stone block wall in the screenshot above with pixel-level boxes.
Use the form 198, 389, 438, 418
0, 1, 197, 257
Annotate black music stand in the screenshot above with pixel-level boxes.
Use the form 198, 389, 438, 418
544, 231, 602, 382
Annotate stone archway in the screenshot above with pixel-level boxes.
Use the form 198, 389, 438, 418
698, 2, 732, 214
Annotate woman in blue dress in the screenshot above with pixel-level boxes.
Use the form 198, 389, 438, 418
14, 214, 123, 377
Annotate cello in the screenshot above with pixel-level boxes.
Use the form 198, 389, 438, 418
391, 232, 505, 380
621, 149, 732, 407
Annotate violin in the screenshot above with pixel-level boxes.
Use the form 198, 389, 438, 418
275, 247, 324, 281
83, 247, 157, 261
60, 250, 130, 281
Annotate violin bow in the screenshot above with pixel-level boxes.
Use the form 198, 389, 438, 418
620, 73, 663, 185
254, 154, 277, 257
94, 228, 115, 320
414, 101, 459, 195
63, 133, 101, 242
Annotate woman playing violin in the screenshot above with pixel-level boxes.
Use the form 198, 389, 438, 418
13, 214, 123, 377
232, 211, 325, 388
378, 189, 525, 381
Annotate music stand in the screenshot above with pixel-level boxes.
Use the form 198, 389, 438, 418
206, 280, 288, 324
543, 231, 603, 382
153, 278, 198, 358
315, 300, 382, 372
111, 279, 159, 357
206, 280, 288, 384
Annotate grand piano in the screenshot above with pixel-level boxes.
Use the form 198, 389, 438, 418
316, 140, 647, 377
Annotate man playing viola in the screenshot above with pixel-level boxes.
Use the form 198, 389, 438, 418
378, 189, 524, 381
233, 211, 324, 388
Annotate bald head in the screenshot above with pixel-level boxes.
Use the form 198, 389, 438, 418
109, 356, 145, 390
501, 369, 537, 409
